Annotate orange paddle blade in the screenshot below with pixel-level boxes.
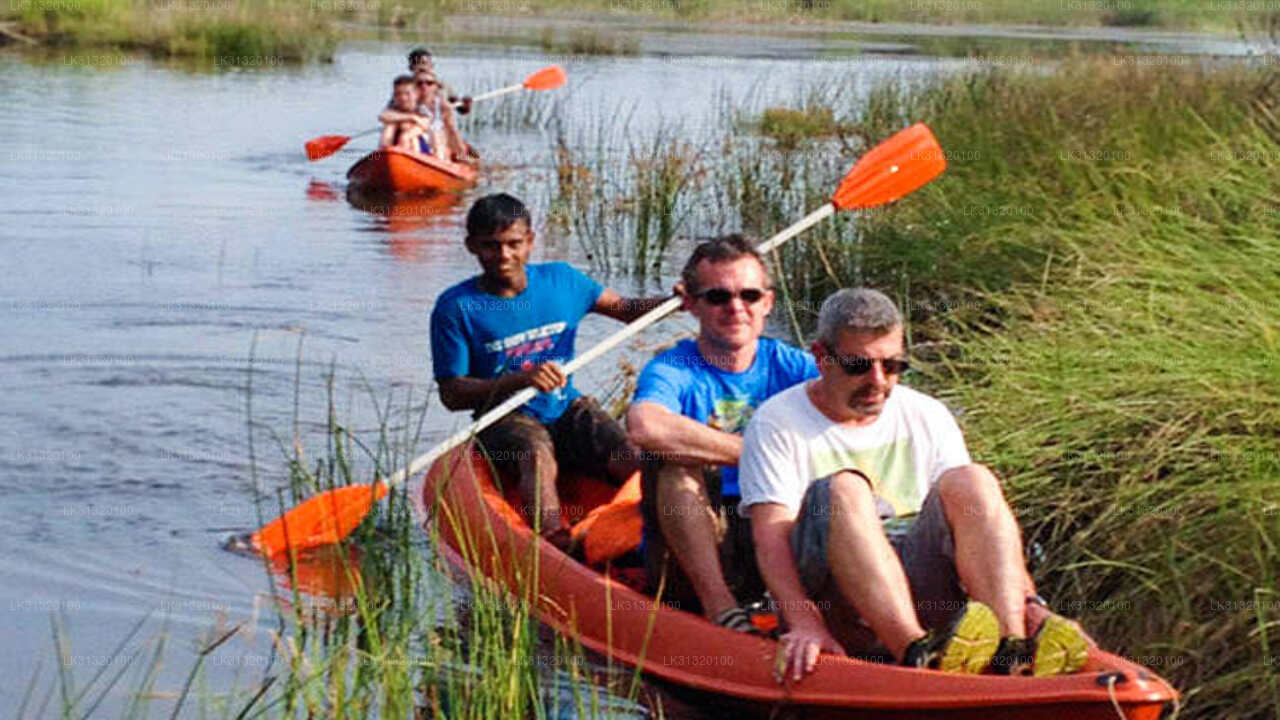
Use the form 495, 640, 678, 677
570, 474, 643, 564
832, 123, 945, 211
252, 482, 389, 556
523, 64, 567, 92
305, 134, 352, 162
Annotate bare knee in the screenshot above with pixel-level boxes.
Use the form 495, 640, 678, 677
826, 469, 878, 519
654, 463, 715, 528
937, 464, 1008, 520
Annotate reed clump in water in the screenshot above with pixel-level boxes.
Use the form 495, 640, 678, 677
22, 375, 645, 718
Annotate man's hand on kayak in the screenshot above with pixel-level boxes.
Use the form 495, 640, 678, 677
524, 362, 568, 393
775, 621, 846, 683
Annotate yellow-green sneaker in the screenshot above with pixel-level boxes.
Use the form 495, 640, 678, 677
991, 612, 1089, 676
902, 601, 1001, 674
1029, 614, 1089, 676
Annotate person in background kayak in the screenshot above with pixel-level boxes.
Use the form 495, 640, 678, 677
626, 235, 818, 633
738, 288, 1091, 680
407, 46, 472, 116
378, 75, 430, 156
378, 70, 470, 164
431, 193, 672, 552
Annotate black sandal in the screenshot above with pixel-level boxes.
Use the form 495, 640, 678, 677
713, 606, 765, 636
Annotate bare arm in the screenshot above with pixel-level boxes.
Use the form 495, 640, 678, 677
379, 108, 421, 125
751, 502, 845, 681
437, 363, 566, 413
592, 288, 673, 324
626, 401, 741, 466
441, 103, 466, 161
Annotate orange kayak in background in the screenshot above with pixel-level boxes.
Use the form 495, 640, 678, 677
346, 148, 477, 194
422, 444, 1179, 719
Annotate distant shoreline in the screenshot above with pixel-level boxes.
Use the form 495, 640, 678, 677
1, 1, 1271, 64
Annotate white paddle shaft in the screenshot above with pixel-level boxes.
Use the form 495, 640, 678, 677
385, 200, 838, 489
469, 83, 525, 103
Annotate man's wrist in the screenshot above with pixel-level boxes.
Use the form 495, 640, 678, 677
1026, 593, 1049, 609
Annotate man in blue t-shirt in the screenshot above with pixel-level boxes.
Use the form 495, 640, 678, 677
431, 193, 671, 551
627, 235, 818, 632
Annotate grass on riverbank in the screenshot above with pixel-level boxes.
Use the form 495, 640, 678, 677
545, 53, 1280, 719
827, 58, 1280, 719
2, 0, 337, 62
5, 0, 1277, 61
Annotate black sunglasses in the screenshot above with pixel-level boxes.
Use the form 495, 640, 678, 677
694, 287, 770, 306
825, 348, 911, 376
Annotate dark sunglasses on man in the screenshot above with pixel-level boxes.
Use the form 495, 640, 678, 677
823, 345, 911, 376
693, 287, 770, 306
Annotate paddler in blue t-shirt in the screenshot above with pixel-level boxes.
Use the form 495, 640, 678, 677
626, 235, 819, 633
430, 193, 672, 552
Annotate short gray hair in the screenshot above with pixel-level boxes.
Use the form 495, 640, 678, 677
817, 288, 903, 346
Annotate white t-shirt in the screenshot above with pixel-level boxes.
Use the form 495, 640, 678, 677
738, 382, 971, 520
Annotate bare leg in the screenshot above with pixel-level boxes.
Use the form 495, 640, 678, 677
824, 471, 925, 661
397, 124, 425, 155
937, 464, 1028, 638
518, 442, 564, 545
606, 441, 643, 485
654, 463, 737, 619
379, 123, 397, 148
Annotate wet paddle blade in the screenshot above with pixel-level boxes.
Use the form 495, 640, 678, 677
832, 123, 945, 211
305, 134, 352, 162
251, 482, 389, 556
523, 64, 567, 92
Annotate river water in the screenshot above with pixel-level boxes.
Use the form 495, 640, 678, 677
0, 24, 1265, 717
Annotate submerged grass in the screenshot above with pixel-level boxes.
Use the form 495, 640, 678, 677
22, 366, 649, 718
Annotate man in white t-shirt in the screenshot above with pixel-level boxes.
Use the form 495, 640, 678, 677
739, 288, 1089, 681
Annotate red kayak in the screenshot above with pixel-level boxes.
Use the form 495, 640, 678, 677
422, 443, 1179, 719
346, 147, 477, 194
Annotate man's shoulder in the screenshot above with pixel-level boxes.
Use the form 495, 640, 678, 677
758, 336, 813, 367
432, 276, 479, 313
530, 261, 581, 280
890, 384, 955, 420
642, 338, 700, 374
753, 382, 810, 424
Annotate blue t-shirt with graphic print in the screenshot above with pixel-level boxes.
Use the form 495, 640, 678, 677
631, 337, 818, 496
430, 262, 603, 424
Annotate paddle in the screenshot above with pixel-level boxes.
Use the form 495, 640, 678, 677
253, 123, 948, 557
303, 65, 568, 162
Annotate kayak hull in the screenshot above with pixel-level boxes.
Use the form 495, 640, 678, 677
346, 147, 477, 194
422, 444, 1178, 719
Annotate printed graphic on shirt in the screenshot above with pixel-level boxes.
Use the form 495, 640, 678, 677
482, 322, 568, 355
708, 396, 753, 434
810, 440, 919, 518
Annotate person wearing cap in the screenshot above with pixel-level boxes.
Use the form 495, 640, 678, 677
626, 235, 819, 633
738, 287, 1091, 681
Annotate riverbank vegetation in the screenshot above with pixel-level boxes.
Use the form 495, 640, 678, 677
2, 0, 338, 62
3, 0, 1276, 62
850, 59, 1280, 719
543, 54, 1280, 718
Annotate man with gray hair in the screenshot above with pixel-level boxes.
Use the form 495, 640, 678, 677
739, 288, 1089, 680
